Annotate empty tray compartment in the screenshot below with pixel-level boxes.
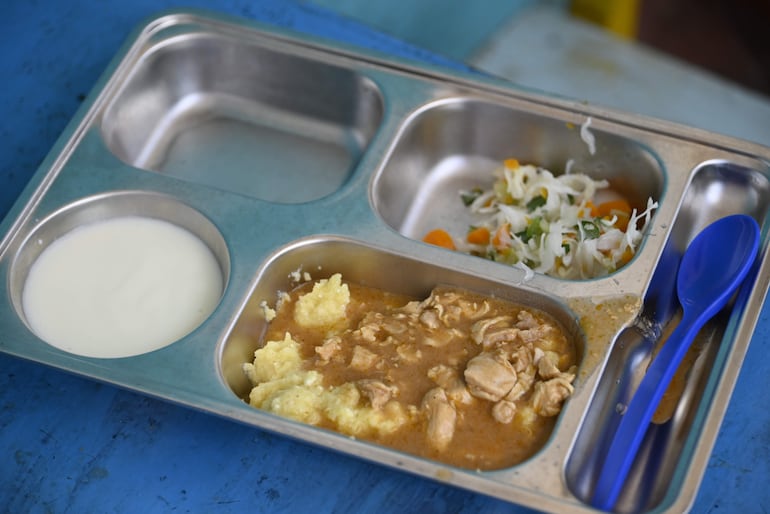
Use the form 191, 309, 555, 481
372, 98, 664, 278
100, 33, 384, 203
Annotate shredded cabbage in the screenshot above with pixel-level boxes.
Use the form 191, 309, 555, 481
459, 159, 657, 280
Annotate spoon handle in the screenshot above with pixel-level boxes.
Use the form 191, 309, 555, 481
591, 313, 702, 511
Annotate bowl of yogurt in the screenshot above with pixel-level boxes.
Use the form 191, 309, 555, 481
9, 190, 229, 358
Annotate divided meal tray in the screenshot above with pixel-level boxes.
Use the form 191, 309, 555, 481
2, 10, 770, 513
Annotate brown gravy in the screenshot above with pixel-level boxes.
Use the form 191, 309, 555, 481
248, 278, 578, 470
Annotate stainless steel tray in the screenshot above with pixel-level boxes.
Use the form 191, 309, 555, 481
1, 10, 769, 514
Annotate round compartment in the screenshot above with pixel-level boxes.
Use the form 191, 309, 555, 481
9, 191, 230, 358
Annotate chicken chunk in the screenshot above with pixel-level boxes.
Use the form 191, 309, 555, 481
536, 351, 562, 379
482, 327, 522, 347
519, 324, 554, 344
350, 345, 380, 371
422, 387, 457, 452
492, 399, 517, 424
509, 344, 534, 373
419, 309, 441, 329
502, 364, 536, 404
357, 379, 398, 410
531, 376, 575, 416
470, 316, 513, 346
464, 351, 517, 402
315, 336, 342, 362
428, 364, 473, 405
396, 342, 422, 363
515, 310, 539, 329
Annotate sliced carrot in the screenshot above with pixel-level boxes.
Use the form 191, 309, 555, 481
466, 226, 491, 245
596, 199, 632, 218
613, 212, 631, 232
492, 224, 511, 249
597, 199, 633, 231
423, 229, 456, 250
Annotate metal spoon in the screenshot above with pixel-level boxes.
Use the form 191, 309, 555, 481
591, 214, 760, 511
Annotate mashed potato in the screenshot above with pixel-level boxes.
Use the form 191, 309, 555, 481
293, 273, 349, 328
243, 283, 409, 437
258, 300, 276, 321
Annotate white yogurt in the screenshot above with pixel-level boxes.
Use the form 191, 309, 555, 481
22, 216, 224, 358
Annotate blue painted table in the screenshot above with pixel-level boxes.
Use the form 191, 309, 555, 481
2, 1, 768, 513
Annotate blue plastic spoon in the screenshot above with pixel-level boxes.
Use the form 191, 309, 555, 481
591, 214, 760, 511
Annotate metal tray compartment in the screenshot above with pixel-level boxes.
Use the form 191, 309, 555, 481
8, 191, 231, 358
220, 236, 584, 461
566, 160, 770, 513
100, 30, 384, 203
372, 97, 664, 260
1, 10, 770, 514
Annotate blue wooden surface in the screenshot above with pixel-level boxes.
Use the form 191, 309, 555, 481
305, 0, 546, 61
2, 1, 769, 513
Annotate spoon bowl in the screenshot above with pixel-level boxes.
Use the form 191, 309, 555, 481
591, 214, 760, 511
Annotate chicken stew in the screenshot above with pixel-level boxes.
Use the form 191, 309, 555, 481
243, 274, 579, 470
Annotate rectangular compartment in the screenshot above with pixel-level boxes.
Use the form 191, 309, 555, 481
100, 32, 384, 204
372, 98, 665, 256
219, 237, 595, 480
221, 236, 583, 401
565, 160, 770, 513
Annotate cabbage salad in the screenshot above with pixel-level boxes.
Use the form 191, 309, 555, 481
423, 159, 657, 279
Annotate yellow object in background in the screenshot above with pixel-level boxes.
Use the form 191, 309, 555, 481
570, 0, 641, 39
